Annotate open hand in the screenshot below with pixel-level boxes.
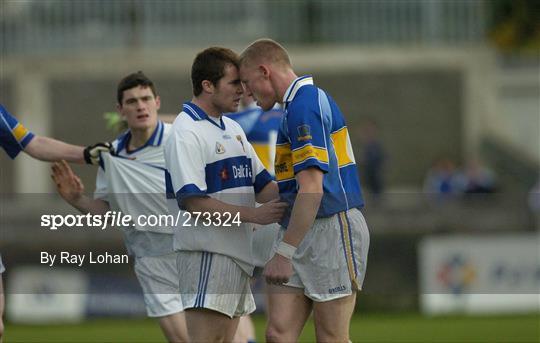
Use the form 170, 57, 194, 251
51, 160, 85, 203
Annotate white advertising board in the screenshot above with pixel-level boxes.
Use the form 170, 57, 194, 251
419, 233, 540, 315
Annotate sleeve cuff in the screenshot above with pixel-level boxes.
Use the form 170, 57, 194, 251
175, 184, 207, 209
254, 169, 273, 194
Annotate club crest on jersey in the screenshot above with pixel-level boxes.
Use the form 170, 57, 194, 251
220, 167, 229, 180
215, 142, 226, 154
236, 135, 245, 152
297, 124, 312, 141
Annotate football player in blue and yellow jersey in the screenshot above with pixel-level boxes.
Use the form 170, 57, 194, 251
240, 39, 370, 343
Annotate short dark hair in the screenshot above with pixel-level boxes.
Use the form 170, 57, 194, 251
117, 71, 157, 105
191, 47, 239, 96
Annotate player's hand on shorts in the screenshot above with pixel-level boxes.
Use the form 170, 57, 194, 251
83, 142, 114, 165
51, 160, 85, 203
253, 198, 288, 225
263, 254, 293, 285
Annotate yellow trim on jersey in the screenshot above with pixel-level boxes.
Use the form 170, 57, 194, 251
275, 143, 294, 181
339, 212, 360, 290
292, 144, 329, 166
252, 143, 271, 171
330, 127, 354, 167
12, 123, 29, 142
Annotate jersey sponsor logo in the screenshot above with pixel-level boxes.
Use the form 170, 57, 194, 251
275, 162, 290, 175
222, 134, 232, 140
215, 142, 226, 154
236, 135, 245, 152
297, 124, 312, 141
275, 143, 294, 180
232, 164, 252, 179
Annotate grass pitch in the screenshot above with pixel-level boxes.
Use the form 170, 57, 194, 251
6, 313, 539, 342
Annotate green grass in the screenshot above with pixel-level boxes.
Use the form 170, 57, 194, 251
5, 313, 539, 342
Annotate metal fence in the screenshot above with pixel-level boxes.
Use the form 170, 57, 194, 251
1, 0, 489, 56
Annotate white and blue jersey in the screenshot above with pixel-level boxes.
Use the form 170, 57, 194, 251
275, 76, 364, 226
95, 121, 173, 257
0, 104, 35, 159
164, 102, 273, 274
227, 104, 284, 175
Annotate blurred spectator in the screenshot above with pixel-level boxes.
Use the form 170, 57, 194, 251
359, 119, 385, 196
423, 157, 459, 195
528, 179, 540, 213
457, 159, 498, 194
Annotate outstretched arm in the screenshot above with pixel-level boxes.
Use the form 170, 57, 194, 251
184, 196, 287, 226
25, 136, 85, 163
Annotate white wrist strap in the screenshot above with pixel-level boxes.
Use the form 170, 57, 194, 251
276, 241, 296, 260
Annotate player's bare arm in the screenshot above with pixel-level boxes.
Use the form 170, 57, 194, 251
51, 160, 110, 215
263, 167, 323, 284
25, 136, 86, 163
255, 180, 280, 203
183, 196, 287, 226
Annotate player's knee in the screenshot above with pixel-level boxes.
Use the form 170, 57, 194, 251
265, 325, 288, 343
166, 331, 187, 343
315, 327, 348, 343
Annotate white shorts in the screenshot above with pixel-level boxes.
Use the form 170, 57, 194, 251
176, 251, 255, 318
134, 252, 184, 317
274, 208, 370, 302
252, 223, 280, 267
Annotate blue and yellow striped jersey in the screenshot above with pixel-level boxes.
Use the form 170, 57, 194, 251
227, 104, 284, 175
0, 104, 35, 159
275, 76, 364, 222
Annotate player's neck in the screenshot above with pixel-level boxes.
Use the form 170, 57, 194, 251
191, 98, 221, 119
275, 69, 298, 103
129, 124, 157, 149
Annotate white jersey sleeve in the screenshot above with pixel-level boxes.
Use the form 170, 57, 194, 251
164, 127, 207, 209
94, 166, 109, 201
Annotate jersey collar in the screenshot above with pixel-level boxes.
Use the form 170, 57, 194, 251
116, 120, 165, 154
183, 101, 226, 130
282, 75, 314, 107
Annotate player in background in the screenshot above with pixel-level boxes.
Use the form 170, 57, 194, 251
240, 39, 370, 343
1, 104, 111, 164
226, 94, 284, 343
51, 72, 188, 343
0, 105, 112, 343
164, 47, 287, 343
227, 94, 283, 174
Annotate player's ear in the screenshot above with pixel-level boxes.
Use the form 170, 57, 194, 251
201, 80, 214, 94
155, 95, 161, 110
259, 65, 270, 78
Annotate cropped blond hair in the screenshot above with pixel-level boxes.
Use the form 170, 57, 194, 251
240, 38, 291, 68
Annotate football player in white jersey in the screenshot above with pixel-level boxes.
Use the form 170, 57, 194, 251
51, 72, 188, 343
164, 47, 287, 343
